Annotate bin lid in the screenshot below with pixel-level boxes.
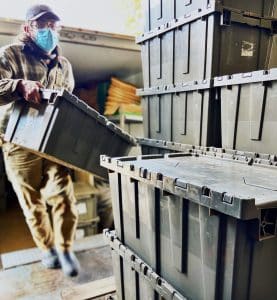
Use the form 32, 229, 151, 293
214, 68, 277, 86
101, 152, 277, 220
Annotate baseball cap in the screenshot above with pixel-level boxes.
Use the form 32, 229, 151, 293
26, 4, 60, 21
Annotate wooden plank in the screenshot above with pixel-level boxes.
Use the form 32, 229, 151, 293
60, 276, 116, 300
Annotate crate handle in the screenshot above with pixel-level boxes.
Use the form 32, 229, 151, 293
220, 9, 231, 26
40, 88, 64, 104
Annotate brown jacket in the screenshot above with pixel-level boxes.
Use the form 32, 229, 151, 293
0, 40, 74, 133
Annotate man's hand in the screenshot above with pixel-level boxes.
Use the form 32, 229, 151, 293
17, 80, 44, 104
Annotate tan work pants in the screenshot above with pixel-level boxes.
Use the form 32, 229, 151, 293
2, 142, 78, 251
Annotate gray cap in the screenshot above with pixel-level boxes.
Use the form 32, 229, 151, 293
26, 4, 60, 21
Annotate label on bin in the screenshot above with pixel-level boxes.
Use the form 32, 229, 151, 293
241, 41, 254, 57
77, 202, 87, 215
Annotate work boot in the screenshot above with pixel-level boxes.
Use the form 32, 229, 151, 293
58, 250, 80, 277
41, 248, 61, 269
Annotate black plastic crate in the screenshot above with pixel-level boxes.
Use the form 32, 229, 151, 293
138, 5, 277, 88
143, 0, 277, 31
137, 138, 277, 166
138, 138, 194, 155
218, 0, 277, 16
104, 230, 186, 300
214, 68, 277, 154
4, 89, 136, 179
137, 138, 277, 167
138, 67, 277, 151
101, 152, 277, 300
142, 0, 175, 32
137, 81, 221, 146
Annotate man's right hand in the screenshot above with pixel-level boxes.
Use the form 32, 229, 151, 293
17, 80, 44, 104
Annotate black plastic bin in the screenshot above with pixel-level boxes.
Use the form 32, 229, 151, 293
138, 138, 194, 155
143, 0, 277, 31
215, 68, 277, 154
101, 151, 277, 300
4, 89, 136, 179
138, 4, 277, 88
137, 81, 221, 146
142, 0, 174, 32
104, 230, 186, 300
218, 0, 277, 16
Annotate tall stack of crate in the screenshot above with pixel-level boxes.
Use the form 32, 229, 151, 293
102, 1, 277, 300
137, 0, 277, 148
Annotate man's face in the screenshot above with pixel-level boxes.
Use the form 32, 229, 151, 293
25, 16, 61, 40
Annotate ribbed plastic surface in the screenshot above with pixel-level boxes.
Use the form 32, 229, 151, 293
104, 229, 186, 300
143, 0, 277, 31
138, 84, 221, 147
101, 153, 277, 300
137, 68, 277, 151
138, 138, 194, 155
214, 68, 277, 154
138, 138, 277, 165
138, 4, 277, 88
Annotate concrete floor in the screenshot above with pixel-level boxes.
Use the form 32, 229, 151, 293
0, 199, 115, 299
0, 245, 113, 299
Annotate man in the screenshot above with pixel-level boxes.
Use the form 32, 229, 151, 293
0, 5, 80, 277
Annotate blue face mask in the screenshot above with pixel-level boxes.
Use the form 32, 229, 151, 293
34, 28, 59, 53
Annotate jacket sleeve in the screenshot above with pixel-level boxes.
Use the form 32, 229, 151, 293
62, 58, 75, 93
0, 47, 22, 105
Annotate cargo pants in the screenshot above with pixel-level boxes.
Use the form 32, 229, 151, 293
2, 142, 78, 251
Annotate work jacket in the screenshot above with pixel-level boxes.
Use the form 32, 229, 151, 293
0, 38, 74, 134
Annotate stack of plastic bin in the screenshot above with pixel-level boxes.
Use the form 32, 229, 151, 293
102, 1, 277, 299
137, 0, 277, 148
138, 68, 277, 156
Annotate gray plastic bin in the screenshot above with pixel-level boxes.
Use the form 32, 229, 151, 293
143, 0, 277, 31
104, 230, 186, 300
137, 81, 221, 146
215, 68, 277, 154
139, 137, 277, 166
101, 152, 277, 300
218, 0, 277, 16
4, 89, 136, 179
138, 5, 277, 88
143, 0, 175, 32
138, 138, 194, 155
